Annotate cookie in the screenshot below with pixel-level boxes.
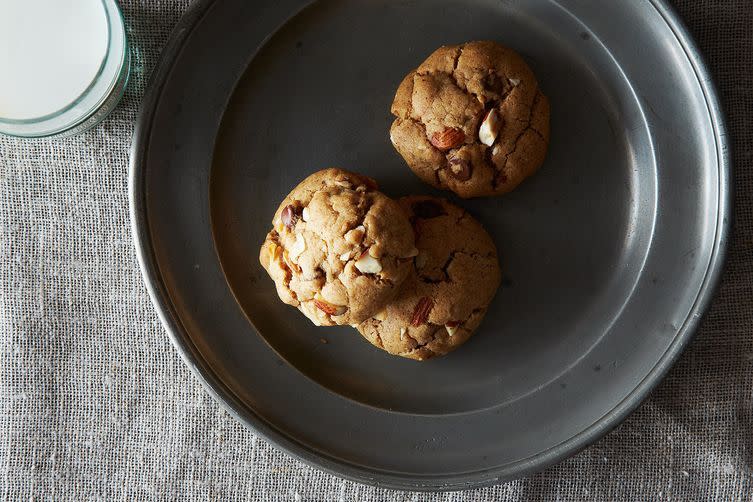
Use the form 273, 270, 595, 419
390, 40, 550, 198
357, 196, 501, 360
260, 169, 418, 326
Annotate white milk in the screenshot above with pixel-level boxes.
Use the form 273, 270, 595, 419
0, 0, 109, 120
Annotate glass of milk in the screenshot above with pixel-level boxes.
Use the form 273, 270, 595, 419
0, 0, 129, 138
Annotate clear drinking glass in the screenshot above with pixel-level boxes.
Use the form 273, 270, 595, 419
0, 0, 130, 138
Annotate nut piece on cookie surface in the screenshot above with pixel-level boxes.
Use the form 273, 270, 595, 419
430, 128, 466, 151
478, 109, 502, 147
355, 251, 383, 275
259, 168, 416, 327
356, 196, 501, 361
389, 40, 550, 198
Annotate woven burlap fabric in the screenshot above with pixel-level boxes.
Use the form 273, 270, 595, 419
1, 1, 751, 500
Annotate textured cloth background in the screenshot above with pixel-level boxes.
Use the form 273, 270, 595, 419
0, 0, 751, 500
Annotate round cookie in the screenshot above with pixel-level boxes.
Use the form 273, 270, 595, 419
357, 196, 501, 360
260, 168, 418, 326
389, 40, 550, 198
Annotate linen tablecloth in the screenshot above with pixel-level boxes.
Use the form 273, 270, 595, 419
1, 1, 751, 500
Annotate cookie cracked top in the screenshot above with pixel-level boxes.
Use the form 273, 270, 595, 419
357, 196, 501, 360
390, 40, 550, 198
260, 169, 418, 326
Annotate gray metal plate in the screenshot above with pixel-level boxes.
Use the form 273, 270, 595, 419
130, 0, 730, 490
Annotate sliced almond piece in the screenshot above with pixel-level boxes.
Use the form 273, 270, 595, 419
355, 251, 382, 274
399, 327, 406, 341
446, 321, 461, 337
374, 310, 387, 321
479, 109, 502, 147
268, 242, 282, 263
339, 251, 351, 262
288, 233, 306, 261
430, 128, 465, 151
313, 299, 347, 316
282, 250, 302, 273
301, 207, 310, 222
509, 78, 521, 86
411, 297, 434, 326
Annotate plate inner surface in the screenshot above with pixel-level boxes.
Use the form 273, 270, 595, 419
211, 0, 656, 415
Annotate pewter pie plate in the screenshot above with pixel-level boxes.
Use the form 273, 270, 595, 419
130, 0, 729, 490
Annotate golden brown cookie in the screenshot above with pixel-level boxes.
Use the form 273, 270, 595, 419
390, 41, 550, 198
260, 169, 418, 326
357, 196, 501, 360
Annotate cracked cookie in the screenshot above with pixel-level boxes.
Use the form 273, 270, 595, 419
260, 169, 418, 326
357, 196, 501, 360
390, 40, 550, 198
